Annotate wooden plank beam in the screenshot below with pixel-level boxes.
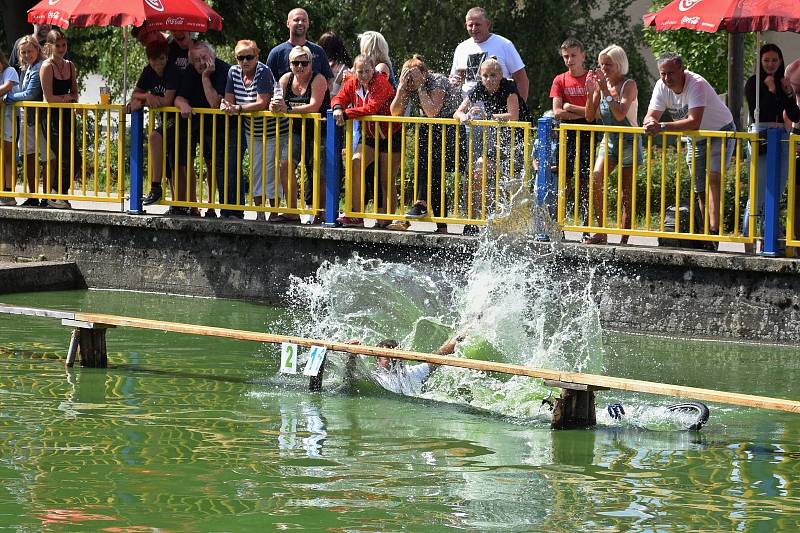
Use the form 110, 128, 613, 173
70, 311, 800, 415
0, 303, 75, 320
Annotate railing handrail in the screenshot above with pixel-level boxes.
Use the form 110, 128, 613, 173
354, 114, 533, 128
5, 101, 126, 111
559, 121, 757, 140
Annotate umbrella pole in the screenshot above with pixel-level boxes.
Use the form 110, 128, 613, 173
754, 31, 760, 126
123, 26, 129, 102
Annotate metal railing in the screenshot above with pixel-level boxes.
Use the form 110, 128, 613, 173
141, 107, 324, 217
556, 122, 758, 244
786, 133, 800, 249
3, 99, 800, 257
1, 101, 126, 206
341, 115, 533, 225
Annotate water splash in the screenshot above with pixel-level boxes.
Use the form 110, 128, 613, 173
287, 189, 606, 418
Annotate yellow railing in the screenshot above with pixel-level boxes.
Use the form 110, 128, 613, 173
557, 123, 758, 244
144, 107, 323, 217
0, 101, 126, 206
342, 115, 533, 225
786, 133, 800, 248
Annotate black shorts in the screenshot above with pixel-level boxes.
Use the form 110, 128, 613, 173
364, 130, 403, 154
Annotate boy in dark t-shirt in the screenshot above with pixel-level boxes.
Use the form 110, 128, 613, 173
127, 38, 179, 207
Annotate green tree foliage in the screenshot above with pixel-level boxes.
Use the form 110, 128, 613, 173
643, 0, 755, 93
60, 0, 649, 116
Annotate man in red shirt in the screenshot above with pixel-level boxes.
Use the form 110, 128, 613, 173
550, 38, 591, 227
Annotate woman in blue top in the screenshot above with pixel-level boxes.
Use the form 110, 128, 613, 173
0, 47, 20, 205
584, 44, 641, 245
6, 36, 54, 207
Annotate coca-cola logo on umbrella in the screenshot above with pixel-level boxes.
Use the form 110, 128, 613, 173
145, 0, 165, 12
678, 0, 703, 11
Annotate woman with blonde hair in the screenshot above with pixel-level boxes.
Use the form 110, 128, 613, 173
583, 44, 641, 245
269, 45, 330, 219
358, 31, 394, 85
454, 56, 528, 235
5, 35, 53, 206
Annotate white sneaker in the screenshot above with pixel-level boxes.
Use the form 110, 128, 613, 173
47, 199, 72, 209
0, 197, 17, 207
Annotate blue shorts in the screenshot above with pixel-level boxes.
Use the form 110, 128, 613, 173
597, 132, 643, 167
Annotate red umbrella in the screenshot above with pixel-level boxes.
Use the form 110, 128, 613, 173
643, 0, 800, 33
27, 0, 223, 98
644, 0, 800, 124
27, 0, 223, 32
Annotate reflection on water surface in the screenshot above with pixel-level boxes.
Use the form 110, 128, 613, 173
1, 290, 800, 531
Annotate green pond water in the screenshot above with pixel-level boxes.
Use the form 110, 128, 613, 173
1, 289, 800, 532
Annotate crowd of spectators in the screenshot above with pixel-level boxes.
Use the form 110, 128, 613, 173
1, 6, 799, 248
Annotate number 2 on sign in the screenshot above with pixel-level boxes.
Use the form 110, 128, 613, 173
303, 346, 327, 377
280, 343, 298, 374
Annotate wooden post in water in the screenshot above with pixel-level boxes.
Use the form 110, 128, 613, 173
309, 357, 326, 392
62, 319, 114, 368
546, 380, 609, 430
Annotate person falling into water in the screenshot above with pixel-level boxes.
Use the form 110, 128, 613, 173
344, 335, 461, 396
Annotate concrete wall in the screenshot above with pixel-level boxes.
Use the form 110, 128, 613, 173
1, 209, 800, 344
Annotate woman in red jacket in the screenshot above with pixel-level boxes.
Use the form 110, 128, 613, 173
331, 54, 400, 227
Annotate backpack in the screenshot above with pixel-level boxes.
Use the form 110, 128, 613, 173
658, 203, 715, 250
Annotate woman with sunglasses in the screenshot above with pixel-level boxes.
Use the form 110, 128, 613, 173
269, 45, 329, 220
222, 39, 274, 220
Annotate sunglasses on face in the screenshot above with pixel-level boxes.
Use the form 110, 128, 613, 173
290, 60, 310, 67
236, 54, 255, 62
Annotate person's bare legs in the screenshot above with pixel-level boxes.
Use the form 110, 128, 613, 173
584, 157, 616, 244
350, 144, 375, 214
378, 151, 401, 215
697, 171, 722, 234
619, 165, 634, 244
2, 141, 14, 192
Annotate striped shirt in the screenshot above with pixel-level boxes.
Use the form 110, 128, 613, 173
225, 62, 275, 137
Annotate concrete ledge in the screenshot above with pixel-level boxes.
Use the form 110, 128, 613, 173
0, 260, 85, 294
0, 207, 799, 342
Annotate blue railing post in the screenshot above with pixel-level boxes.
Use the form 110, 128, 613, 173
323, 109, 342, 227
533, 116, 556, 240
762, 128, 784, 256
127, 109, 144, 214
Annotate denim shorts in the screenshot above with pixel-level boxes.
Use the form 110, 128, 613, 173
684, 121, 736, 193
597, 132, 643, 167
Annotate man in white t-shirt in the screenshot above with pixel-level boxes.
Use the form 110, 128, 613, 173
643, 52, 735, 235
449, 6, 528, 100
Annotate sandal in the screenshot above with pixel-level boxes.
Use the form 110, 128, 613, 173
336, 216, 363, 227
387, 219, 410, 231
582, 233, 607, 245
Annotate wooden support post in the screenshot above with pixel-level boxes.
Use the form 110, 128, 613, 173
546, 380, 609, 430
65, 328, 79, 368
62, 319, 114, 369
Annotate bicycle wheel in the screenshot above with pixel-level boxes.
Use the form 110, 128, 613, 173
666, 401, 710, 431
